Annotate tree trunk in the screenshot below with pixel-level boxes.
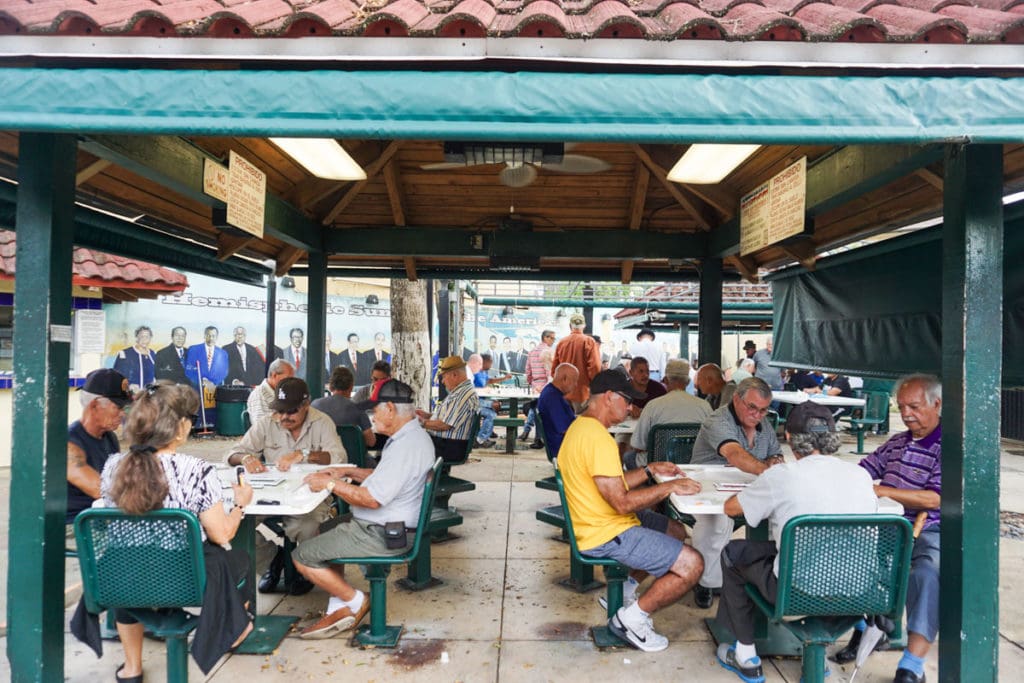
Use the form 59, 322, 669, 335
390, 278, 431, 408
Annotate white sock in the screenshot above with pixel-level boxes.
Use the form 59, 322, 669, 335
343, 590, 365, 613
621, 600, 649, 625
326, 596, 345, 615
735, 641, 757, 663
624, 576, 640, 600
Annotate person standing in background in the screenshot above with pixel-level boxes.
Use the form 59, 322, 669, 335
630, 329, 663, 381
113, 325, 156, 391
551, 313, 602, 410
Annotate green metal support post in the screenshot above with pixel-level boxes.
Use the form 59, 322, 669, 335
698, 258, 723, 365
939, 143, 1003, 682
6, 133, 77, 682
679, 323, 690, 365
306, 249, 327, 397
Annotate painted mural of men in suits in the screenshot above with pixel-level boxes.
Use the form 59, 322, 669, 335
283, 327, 307, 381
113, 325, 157, 391
339, 332, 367, 384
185, 325, 229, 389
323, 332, 342, 386
498, 336, 516, 374
223, 326, 266, 387
154, 326, 189, 384
358, 332, 391, 380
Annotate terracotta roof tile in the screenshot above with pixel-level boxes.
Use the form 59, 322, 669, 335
0, 0, 1019, 43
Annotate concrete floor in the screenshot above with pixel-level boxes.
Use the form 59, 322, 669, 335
2, 424, 1024, 682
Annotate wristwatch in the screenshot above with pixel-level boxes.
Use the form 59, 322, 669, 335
301, 448, 310, 462
644, 465, 656, 485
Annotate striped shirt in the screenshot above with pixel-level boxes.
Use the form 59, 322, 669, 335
525, 342, 552, 392
430, 379, 479, 441
859, 425, 942, 529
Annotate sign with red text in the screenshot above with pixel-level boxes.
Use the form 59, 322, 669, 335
226, 150, 266, 238
740, 157, 807, 256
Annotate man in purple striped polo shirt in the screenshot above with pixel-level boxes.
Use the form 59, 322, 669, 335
851, 374, 942, 683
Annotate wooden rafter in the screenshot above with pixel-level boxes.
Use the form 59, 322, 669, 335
322, 140, 403, 224
679, 182, 737, 219
630, 144, 713, 231
275, 245, 304, 276
779, 239, 817, 271
620, 260, 635, 284
915, 167, 944, 191
382, 159, 407, 227
620, 160, 649, 285
76, 159, 111, 186
216, 232, 254, 262
726, 254, 760, 283
403, 256, 418, 281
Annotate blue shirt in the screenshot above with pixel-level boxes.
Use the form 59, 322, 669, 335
537, 382, 575, 460
473, 370, 489, 388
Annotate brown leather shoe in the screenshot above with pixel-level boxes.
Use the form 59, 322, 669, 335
299, 598, 370, 640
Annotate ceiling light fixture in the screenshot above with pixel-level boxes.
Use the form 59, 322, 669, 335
269, 138, 367, 181
667, 144, 760, 184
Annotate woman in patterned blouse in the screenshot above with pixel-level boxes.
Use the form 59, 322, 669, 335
101, 382, 255, 682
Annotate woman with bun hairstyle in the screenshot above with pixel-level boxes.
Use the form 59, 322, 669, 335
99, 381, 255, 681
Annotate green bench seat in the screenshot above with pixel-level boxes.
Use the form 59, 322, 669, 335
327, 457, 444, 647
842, 390, 890, 454
745, 514, 913, 683
431, 412, 479, 541
397, 505, 463, 591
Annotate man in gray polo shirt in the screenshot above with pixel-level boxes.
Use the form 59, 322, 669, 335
293, 379, 434, 639
689, 377, 784, 608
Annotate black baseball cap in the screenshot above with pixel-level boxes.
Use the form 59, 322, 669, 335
81, 368, 132, 408
357, 378, 415, 410
637, 328, 656, 340
589, 369, 646, 400
269, 377, 310, 412
786, 401, 836, 434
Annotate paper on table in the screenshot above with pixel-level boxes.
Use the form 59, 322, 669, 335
714, 482, 749, 492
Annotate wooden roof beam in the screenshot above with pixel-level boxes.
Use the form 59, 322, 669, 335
276, 246, 305, 276
322, 140, 403, 224
403, 256, 418, 281
621, 260, 635, 284
631, 144, 715, 231
726, 255, 760, 283
779, 239, 817, 271
915, 167, 944, 191
382, 158, 407, 227
75, 159, 111, 186
216, 231, 254, 261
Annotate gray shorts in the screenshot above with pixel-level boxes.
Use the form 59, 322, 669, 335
292, 517, 408, 569
582, 510, 681, 578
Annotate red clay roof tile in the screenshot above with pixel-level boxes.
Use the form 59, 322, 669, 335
0, 0, 1019, 43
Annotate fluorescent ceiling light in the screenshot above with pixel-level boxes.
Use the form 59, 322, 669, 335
667, 144, 760, 184
269, 138, 366, 181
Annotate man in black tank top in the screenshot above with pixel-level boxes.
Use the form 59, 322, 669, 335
66, 369, 132, 526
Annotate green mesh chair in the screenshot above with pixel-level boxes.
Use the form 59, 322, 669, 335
745, 514, 914, 683
327, 457, 442, 647
554, 468, 631, 647
74, 508, 209, 683
336, 423, 369, 469
647, 422, 702, 464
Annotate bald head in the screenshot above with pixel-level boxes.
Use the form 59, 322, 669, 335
552, 363, 579, 396
467, 353, 483, 374
695, 363, 726, 396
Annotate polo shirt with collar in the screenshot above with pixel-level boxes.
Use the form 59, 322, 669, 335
691, 401, 781, 465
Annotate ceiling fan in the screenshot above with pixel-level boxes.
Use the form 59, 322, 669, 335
421, 141, 611, 188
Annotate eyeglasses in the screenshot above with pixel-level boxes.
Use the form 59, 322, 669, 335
742, 399, 771, 416
614, 391, 634, 406
275, 407, 301, 416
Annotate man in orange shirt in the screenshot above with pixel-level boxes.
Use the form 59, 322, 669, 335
552, 313, 602, 410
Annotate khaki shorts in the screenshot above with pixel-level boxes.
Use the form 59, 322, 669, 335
293, 517, 409, 569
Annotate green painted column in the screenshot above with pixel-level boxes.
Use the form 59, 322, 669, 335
698, 258, 723, 365
7, 133, 77, 682
939, 143, 1003, 681
679, 323, 690, 365
306, 250, 327, 397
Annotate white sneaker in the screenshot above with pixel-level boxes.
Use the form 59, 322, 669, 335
608, 608, 669, 652
598, 589, 637, 611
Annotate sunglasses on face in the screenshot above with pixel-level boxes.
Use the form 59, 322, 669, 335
614, 391, 634, 406
275, 407, 301, 416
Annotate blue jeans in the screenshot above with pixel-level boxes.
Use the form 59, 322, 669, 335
907, 527, 940, 642
478, 398, 496, 442
521, 407, 536, 437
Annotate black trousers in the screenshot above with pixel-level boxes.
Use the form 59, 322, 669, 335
716, 540, 779, 645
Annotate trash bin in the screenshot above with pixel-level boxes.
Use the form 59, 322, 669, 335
215, 386, 252, 437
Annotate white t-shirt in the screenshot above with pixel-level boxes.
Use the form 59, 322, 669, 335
737, 454, 878, 575
629, 339, 662, 373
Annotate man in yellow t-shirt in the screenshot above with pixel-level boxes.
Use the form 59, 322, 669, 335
559, 370, 705, 653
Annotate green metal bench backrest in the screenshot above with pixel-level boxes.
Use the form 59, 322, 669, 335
74, 508, 206, 615
535, 412, 559, 461
462, 412, 482, 460
773, 514, 913, 620
552, 467, 588, 560
336, 424, 368, 468
648, 423, 702, 464
403, 458, 443, 562
862, 391, 891, 422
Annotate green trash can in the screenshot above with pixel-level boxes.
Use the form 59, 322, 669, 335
215, 386, 251, 437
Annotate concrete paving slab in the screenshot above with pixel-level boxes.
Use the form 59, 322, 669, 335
507, 511, 566, 559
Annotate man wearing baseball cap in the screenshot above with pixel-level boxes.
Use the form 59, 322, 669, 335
558, 370, 706, 653
551, 313, 602, 409
226, 377, 345, 594
715, 401, 878, 683
293, 379, 435, 639
66, 368, 133, 529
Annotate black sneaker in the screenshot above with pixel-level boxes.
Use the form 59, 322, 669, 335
717, 643, 765, 683
477, 439, 496, 449
529, 440, 545, 450
694, 584, 714, 609
831, 628, 889, 664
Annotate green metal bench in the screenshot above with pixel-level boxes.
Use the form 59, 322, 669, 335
336, 423, 369, 469
431, 413, 478, 541
745, 514, 913, 683
493, 415, 525, 453
327, 457, 443, 647
843, 390, 891, 454
553, 468, 631, 646
74, 508, 211, 683
647, 422, 702, 465
396, 495, 464, 591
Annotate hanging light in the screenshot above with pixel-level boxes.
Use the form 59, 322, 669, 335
667, 144, 760, 184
